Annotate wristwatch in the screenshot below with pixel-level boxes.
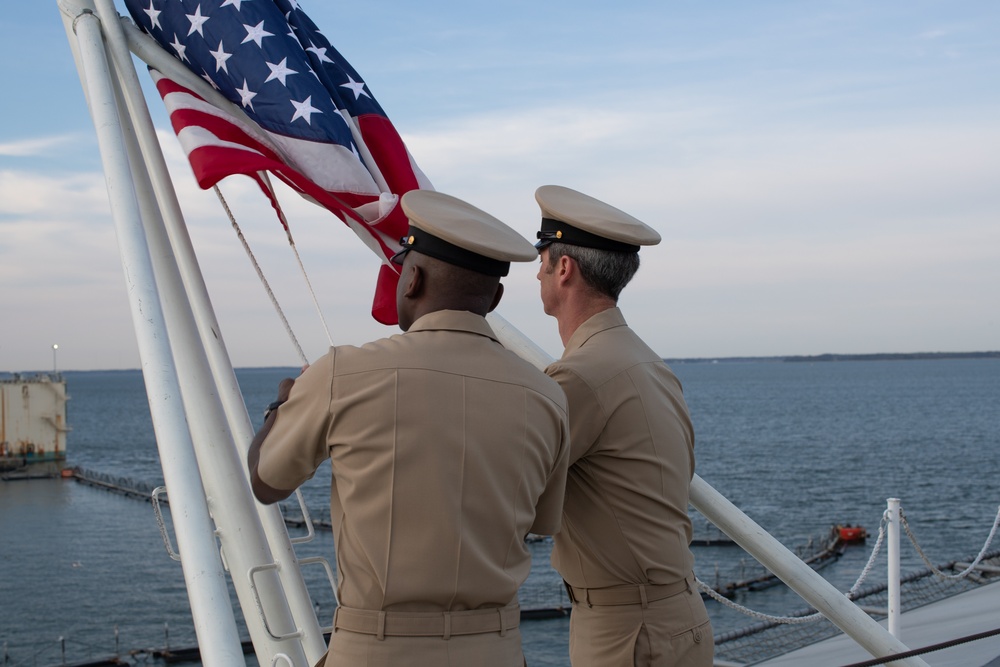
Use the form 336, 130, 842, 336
263, 399, 285, 421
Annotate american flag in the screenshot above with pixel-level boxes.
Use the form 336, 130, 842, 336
123, 0, 432, 325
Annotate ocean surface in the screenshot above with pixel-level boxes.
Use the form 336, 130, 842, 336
1, 358, 998, 666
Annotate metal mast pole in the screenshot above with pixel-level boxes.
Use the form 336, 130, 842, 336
96, 4, 327, 660
59, 1, 320, 663
59, 6, 244, 663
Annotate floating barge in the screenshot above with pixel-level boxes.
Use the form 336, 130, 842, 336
0, 373, 70, 477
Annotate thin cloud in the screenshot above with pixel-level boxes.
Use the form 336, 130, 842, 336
916, 26, 967, 40
0, 169, 111, 218
0, 135, 77, 157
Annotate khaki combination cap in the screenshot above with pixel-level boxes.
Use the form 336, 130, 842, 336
394, 190, 537, 277
534, 185, 661, 252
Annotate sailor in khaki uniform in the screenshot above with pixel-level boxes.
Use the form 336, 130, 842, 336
248, 190, 570, 667
534, 185, 713, 667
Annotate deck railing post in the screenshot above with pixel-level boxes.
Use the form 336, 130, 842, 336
887, 498, 902, 638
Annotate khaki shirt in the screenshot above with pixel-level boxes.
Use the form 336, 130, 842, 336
547, 307, 696, 588
257, 310, 570, 612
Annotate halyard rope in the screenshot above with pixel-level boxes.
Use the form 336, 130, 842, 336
259, 172, 335, 348
213, 184, 309, 366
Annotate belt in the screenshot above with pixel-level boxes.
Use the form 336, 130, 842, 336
566, 577, 692, 607
333, 603, 520, 640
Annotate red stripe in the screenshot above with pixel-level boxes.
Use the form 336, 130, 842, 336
357, 114, 421, 195
153, 71, 410, 325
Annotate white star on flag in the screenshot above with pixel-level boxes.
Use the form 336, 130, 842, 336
170, 34, 189, 62
265, 57, 297, 85
200, 70, 220, 90
186, 4, 210, 37
290, 96, 320, 124
236, 79, 257, 111
210, 41, 233, 73
242, 21, 274, 47
143, 1, 162, 31
306, 45, 334, 64
340, 75, 369, 100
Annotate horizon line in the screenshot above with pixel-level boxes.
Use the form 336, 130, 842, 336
4, 351, 999, 375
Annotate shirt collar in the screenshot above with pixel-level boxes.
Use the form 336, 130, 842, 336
407, 309, 500, 343
563, 307, 627, 356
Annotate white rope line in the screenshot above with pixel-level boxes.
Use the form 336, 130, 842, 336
694, 520, 886, 626
694, 502, 1000, 626
695, 578, 825, 624
900, 505, 1000, 580
213, 185, 309, 366
259, 173, 334, 348
848, 512, 889, 599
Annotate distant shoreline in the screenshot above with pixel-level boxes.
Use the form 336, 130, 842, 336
666, 351, 1000, 364
4, 351, 999, 375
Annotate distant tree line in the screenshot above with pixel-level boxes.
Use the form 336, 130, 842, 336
781, 351, 1000, 362
664, 351, 1000, 364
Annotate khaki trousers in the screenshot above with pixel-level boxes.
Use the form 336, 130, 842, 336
568, 585, 712, 667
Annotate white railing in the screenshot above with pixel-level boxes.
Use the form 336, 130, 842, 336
702, 499, 1000, 633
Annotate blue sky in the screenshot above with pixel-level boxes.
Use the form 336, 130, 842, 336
2, 1, 998, 371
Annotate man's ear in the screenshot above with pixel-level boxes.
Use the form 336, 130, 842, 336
556, 254, 575, 285
401, 263, 424, 299
488, 282, 504, 313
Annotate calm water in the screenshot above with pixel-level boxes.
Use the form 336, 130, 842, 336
1, 359, 998, 665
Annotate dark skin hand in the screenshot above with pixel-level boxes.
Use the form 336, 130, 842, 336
247, 377, 297, 504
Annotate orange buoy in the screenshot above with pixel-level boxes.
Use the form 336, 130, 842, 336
837, 525, 867, 542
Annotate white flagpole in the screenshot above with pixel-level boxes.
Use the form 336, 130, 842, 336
106, 64, 310, 667
90, 2, 328, 660
59, 4, 245, 664
60, 0, 327, 663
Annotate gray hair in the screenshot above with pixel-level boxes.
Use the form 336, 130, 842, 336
546, 242, 640, 301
